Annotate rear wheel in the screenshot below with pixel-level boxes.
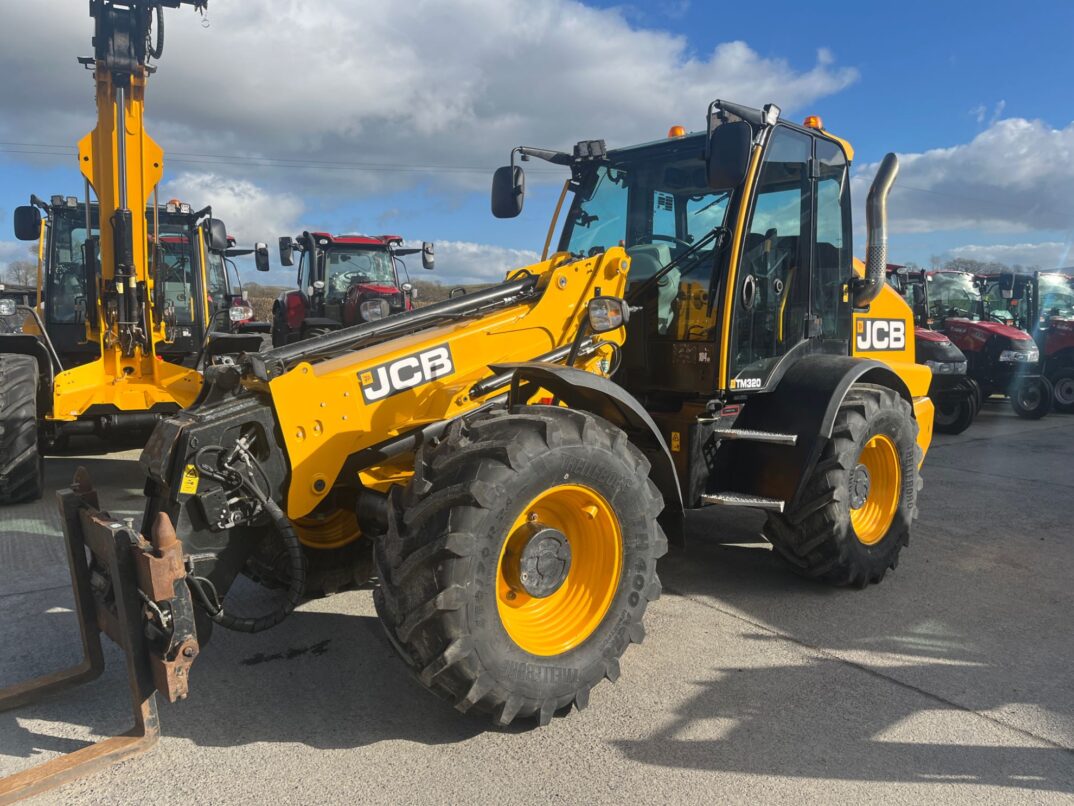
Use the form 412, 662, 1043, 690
1010, 376, 1053, 419
0, 354, 43, 505
764, 384, 920, 587
932, 392, 975, 435
375, 406, 667, 726
1047, 366, 1074, 414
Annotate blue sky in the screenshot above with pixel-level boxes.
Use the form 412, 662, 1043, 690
2, 0, 1073, 285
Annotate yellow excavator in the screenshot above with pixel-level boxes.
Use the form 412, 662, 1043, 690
0, 11, 933, 803
0, 0, 259, 504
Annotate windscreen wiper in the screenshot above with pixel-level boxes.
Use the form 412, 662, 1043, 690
627, 225, 729, 304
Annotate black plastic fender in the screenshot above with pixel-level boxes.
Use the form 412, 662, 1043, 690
496, 362, 684, 539
716, 354, 914, 510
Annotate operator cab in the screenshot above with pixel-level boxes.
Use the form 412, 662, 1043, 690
501, 103, 857, 406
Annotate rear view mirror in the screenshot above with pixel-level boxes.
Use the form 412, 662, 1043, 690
706, 121, 752, 190
207, 219, 228, 251
13, 206, 41, 241
254, 243, 270, 272
279, 236, 295, 267
491, 165, 525, 219
422, 241, 435, 270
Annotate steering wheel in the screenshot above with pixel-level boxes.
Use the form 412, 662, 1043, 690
649, 234, 693, 251
337, 270, 372, 284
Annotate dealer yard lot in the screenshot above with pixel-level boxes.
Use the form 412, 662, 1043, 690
1, 403, 1071, 804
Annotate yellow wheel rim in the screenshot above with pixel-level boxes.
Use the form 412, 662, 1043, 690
292, 509, 360, 550
497, 484, 623, 656
849, 434, 901, 546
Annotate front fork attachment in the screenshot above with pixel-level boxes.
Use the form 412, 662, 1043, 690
0, 469, 199, 804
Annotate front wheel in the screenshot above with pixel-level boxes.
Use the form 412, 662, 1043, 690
764, 384, 920, 587
932, 392, 975, 435
1010, 376, 1053, 419
374, 406, 667, 726
1047, 366, 1074, 414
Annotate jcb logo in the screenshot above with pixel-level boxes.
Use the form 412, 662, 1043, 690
359, 344, 454, 403
856, 319, 906, 352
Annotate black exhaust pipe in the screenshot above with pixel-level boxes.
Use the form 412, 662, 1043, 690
854, 152, 899, 308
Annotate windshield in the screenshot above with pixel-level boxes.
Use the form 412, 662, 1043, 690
46, 205, 202, 325
323, 247, 397, 300
928, 272, 981, 321
1038, 274, 1074, 317
559, 137, 732, 284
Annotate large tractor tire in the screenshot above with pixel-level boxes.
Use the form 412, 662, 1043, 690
375, 406, 667, 726
932, 391, 975, 435
1010, 376, 1053, 420
1047, 366, 1074, 414
764, 384, 920, 588
0, 354, 44, 504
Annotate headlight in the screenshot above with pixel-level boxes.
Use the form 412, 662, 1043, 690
999, 348, 1039, 363
229, 304, 253, 322
924, 360, 967, 375
360, 299, 390, 321
0, 299, 16, 317
586, 296, 630, 333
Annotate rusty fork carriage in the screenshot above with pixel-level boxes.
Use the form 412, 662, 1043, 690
0, 470, 198, 804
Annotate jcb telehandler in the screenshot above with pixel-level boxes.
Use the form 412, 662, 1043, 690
0, 96, 933, 800
0, 0, 259, 504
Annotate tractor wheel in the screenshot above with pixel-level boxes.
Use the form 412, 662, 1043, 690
1010, 376, 1053, 419
0, 354, 44, 505
1047, 366, 1074, 414
374, 406, 667, 726
932, 392, 975, 435
764, 384, 920, 588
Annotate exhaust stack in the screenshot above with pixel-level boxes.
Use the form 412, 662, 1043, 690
855, 152, 900, 308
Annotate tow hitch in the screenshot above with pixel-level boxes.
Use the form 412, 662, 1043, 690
0, 469, 198, 804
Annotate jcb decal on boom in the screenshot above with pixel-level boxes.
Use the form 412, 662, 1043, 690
856, 318, 906, 352
358, 344, 455, 403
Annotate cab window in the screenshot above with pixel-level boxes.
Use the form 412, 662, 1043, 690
813, 138, 852, 341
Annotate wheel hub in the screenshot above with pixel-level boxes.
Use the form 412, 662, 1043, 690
516, 524, 572, 598
1056, 377, 1074, 405
849, 463, 871, 510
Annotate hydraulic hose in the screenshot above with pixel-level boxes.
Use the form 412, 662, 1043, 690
148, 2, 165, 60
186, 446, 307, 633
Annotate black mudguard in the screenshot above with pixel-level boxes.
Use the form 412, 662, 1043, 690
498, 362, 685, 541
714, 354, 914, 511
0, 333, 54, 406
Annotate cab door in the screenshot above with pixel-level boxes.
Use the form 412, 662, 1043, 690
727, 125, 813, 391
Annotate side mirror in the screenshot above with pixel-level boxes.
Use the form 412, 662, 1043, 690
13, 206, 41, 241
491, 165, 525, 219
279, 236, 294, 267
254, 242, 270, 272
207, 219, 228, 251
421, 241, 435, 270
706, 121, 752, 190
587, 296, 630, 333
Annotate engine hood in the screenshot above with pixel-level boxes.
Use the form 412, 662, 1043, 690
943, 318, 1031, 342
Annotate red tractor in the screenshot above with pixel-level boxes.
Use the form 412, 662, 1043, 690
983, 271, 1074, 413
889, 268, 980, 433
270, 231, 434, 346
925, 270, 1051, 419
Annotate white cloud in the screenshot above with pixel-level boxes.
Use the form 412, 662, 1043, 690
417, 240, 542, 286
0, 1, 856, 197
947, 241, 1073, 269
161, 172, 304, 245
853, 117, 1074, 234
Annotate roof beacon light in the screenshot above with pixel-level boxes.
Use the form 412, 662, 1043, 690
668, 125, 687, 138
803, 115, 823, 130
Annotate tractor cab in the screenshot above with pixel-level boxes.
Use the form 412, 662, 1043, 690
15, 195, 234, 367
271, 231, 434, 345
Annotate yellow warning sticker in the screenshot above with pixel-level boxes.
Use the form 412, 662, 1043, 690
180, 464, 200, 495
670, 431, 681, 452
